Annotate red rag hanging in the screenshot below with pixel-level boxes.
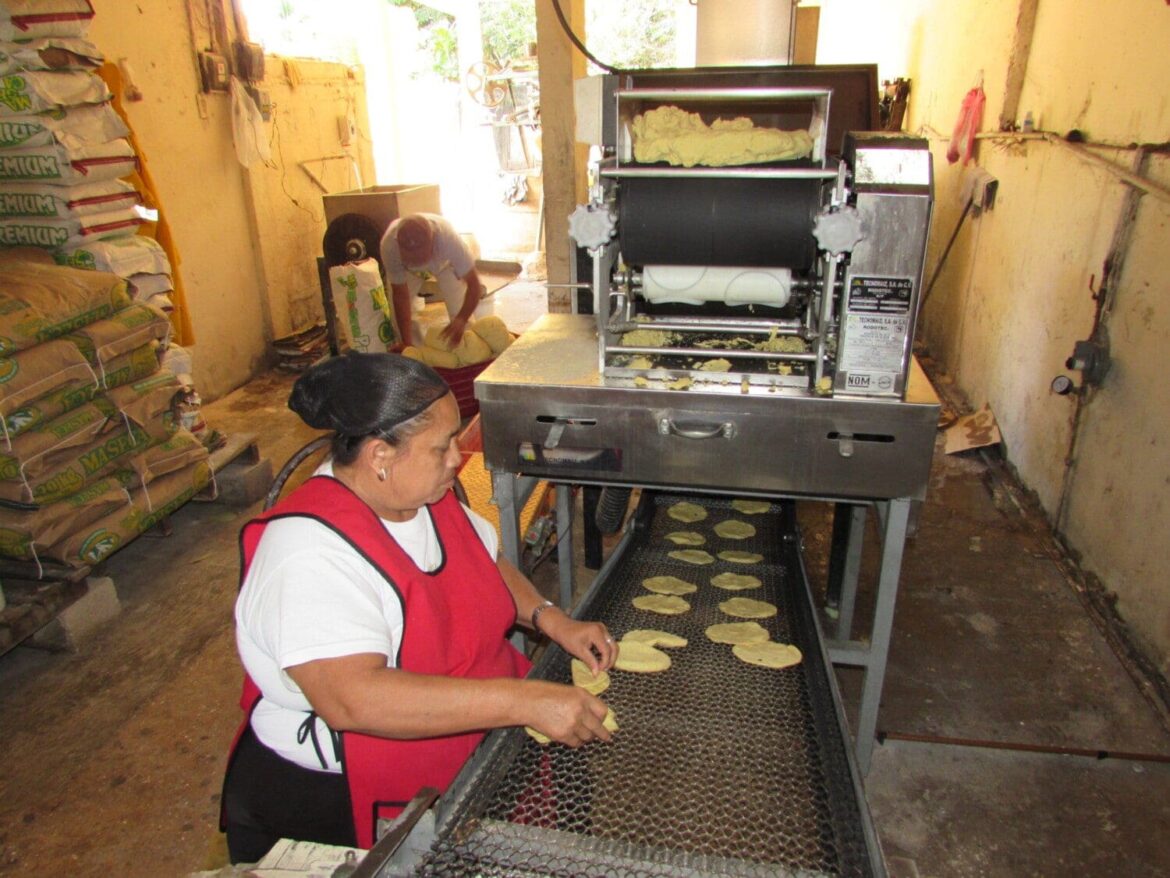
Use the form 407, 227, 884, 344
946, 86, 986, 166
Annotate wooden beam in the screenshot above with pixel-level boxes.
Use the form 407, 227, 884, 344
999, 0, 1040, 130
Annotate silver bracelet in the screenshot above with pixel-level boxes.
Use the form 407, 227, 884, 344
530, 600, 555, 633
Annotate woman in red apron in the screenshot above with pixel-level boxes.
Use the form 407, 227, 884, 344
221, 352, 617, 863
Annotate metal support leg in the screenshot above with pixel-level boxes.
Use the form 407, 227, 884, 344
491, 471, 523, 569
555, 484, 574, 609
492, 471, 539, 653
853, 497, 911, 772
834, 504, 868, 642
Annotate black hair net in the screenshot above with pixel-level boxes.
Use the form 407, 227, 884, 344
288, 352, 449, 436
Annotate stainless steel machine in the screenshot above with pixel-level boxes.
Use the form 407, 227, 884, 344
358, 65, 942, 878
571, 66, 932, 402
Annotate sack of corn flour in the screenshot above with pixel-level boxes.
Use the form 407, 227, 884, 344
0, 137, 136, 184
0, 102, 127, 150
0, 178, 138, 219
0, 69, 108, 115
65, 302, 171, 373
56, 233, 170, 276
0, 337, 97, 421
0, 205, 142, 249
0, 249, 131, 355
0, 1, 95, 41
329, 258, 397, 352
0, 36, 101, 74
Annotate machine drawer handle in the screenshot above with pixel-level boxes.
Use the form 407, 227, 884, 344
658, 418, 737, 440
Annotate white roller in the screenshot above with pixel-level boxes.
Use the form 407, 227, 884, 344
641, 265, 793, 308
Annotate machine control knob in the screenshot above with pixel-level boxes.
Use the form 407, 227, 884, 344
1050, 375, 1075, 396
568, 203, 617, 250
812, 206, 865, 255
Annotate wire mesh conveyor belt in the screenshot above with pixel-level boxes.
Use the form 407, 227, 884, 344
415, 493, 880, 878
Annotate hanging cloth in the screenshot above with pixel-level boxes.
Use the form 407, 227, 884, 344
946, 85, 986, 166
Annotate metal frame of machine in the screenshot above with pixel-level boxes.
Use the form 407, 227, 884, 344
416, 63, 946, 876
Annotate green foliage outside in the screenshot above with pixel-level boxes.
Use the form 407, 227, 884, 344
388, 0, 677, 81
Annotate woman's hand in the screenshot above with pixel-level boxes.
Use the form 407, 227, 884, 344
522, 680, 613, 747
538, 609, 619, 675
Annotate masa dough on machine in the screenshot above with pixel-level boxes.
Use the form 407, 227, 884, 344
632, 105, 814, 168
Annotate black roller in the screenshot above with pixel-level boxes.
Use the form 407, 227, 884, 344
618, 177, 821, 270
322, 212, 384, 268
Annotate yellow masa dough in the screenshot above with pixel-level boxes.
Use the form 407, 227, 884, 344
667, 501, 707, 523
570, 659, 610, 695
731, 499, 771, 515
666, 531, 705, 546
705, 621, 770, 644
714, 519, 756, 540
732, 641, 803, 670
718, 550, 764, 564
711, 572, 762, 591
669, 549, 715, 566
622, 629, 688, 648
719, 597, 778, 619
633, 594, 691, 615
614, 640, 672, 673
641, 575, 698, 595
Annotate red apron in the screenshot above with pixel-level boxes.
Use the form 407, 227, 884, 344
229, 475, 530, 849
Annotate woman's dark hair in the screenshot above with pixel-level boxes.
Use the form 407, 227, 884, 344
288, 352, 450, 465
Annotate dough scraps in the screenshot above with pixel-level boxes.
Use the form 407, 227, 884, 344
633, 594, 691, 615
719, 596, 778, 619
665, 531, 706, 546
527, 707, 619, 745
621, 328, 674, 347
571, 659, 611, 695
731, 499, 771, 515
714, 519, 756, 540
641, 574, 699, 595
613, 640, 672, 673
697, 358, 732, 372
718, 550, 764, 564
732, 641, 803, 670
622, 629, 688, 648
667, 501, 707, 523
711, 572, 762, 591
669, 549, 715, 565
705, 621, 770, 644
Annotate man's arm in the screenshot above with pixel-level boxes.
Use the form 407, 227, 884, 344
390, 281, 413, 350
438, 267, 485, 346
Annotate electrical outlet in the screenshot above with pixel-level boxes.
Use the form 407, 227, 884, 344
338, 113, 357, 146
199, 51, 229, 93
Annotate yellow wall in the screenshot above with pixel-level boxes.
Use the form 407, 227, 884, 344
88, 1, 374, 399
818, 0, 1170, 672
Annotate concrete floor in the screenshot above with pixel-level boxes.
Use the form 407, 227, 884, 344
1, 306, 1168, 876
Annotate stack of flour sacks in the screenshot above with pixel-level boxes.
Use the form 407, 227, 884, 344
0, 251, 210, 573
0, 6, 179, 320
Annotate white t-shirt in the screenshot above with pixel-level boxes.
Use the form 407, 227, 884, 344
379, 213, 474, 286
235, 462, 500, 772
